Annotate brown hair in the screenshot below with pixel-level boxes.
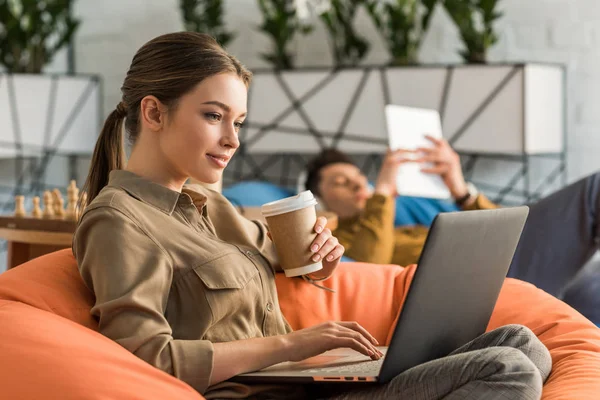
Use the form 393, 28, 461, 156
304, 148, 356, 196
83, 32, 252, 203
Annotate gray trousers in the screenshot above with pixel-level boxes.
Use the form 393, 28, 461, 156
508, 172, 600, 297
319, 324, 551, 400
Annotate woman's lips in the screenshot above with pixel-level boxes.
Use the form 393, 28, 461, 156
206, 154, 229, 168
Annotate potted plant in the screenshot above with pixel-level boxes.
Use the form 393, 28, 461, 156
443, 0, 503, 64
318, 0, 369, 67
0, 0, 79, 73
256, 0, 313, 70
0, 0, 101, 191
364, 0, 438, 66
180, 0, 235, 48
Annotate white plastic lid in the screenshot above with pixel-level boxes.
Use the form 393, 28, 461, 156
261, 190, 318, 218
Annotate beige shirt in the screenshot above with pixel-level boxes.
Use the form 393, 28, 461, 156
73, 170, 292, 395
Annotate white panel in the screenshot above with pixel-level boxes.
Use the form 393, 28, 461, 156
0, 75, 17, 157
49, 77, 91, 149
278, 110, 309, 130
443, 66, 518, 142
301, 70, 363, 133
344, 70, 386, 140
524, 65, 564, 154
248, 74, 293, 124
386, 67, 447, 111
453, 69, 524, 154
247, 130, 330, 153
55, 81, 100, 154
280, 71, 330, 100
13, 75, 52, 148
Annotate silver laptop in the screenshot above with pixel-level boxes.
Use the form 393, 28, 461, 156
233, 207, 529, 384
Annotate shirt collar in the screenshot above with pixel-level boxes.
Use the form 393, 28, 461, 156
108, 170, 207, 215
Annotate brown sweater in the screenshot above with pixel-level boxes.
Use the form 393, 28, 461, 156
334, 194, 498, 266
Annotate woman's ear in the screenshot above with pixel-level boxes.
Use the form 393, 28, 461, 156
140, 95, 166, 131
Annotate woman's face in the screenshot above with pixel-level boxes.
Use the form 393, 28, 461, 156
160, 72, 247, 185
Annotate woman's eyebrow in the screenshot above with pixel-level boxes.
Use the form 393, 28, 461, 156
202, 100, 247, 117
202, 100, 231, 111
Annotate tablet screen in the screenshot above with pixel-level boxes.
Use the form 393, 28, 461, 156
384, 105, 451, 199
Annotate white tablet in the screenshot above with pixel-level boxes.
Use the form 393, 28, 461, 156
384, 104, 451, 199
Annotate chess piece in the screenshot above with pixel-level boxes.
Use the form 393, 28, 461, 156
31, 196, 42, 218
66, 180, 79, 221
14, 195, 26, 217
42, 191, 55, 219
53, 189, 66, 219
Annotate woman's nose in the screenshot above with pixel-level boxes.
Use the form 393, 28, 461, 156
221, 127, 240, 149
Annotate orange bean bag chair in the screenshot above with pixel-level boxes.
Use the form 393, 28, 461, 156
0, 249, 598, 399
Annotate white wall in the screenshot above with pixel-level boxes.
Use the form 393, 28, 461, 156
71, 0, 600, 182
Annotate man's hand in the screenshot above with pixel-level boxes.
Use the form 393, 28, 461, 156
417, 135, 469, 200
374, 149, 415, 198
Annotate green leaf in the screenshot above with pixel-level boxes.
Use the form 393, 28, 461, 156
255, 0, 310, 69
179, 0, 236, 48
0, 0, 80, 72
443, 0, 501, 63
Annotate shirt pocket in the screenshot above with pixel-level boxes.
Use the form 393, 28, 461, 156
193, 251, 260, 326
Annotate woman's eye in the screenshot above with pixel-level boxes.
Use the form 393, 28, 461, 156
234, 121, 244, 131
205, 113, 221, 122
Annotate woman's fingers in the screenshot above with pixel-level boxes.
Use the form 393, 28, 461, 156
313, 216, 327, 234
313, 236, 338, 262
329, 325, 382, 359
325, 244, 345, 262
338, 321, 380, 346
310, 227, 331, 254
337, 337, 379, 360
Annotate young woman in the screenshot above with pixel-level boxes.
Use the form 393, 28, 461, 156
73, 32, 551, 399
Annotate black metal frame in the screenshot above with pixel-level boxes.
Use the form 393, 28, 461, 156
226, 63, 567, 205
0, 73, 101, 261
0, 73, 101, 209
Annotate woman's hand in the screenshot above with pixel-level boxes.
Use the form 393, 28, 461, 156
283, 321, 383, 362
308, 216, 344, 279
416, 135, 468, 200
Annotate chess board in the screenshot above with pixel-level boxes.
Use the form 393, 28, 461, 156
0, 216, 76, 233
0, 180, 85, 270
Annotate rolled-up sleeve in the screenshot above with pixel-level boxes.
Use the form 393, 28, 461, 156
335, 194, 396, 265
73, 206, 215, 393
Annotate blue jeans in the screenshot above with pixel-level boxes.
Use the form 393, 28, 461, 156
508, 172, 600, 314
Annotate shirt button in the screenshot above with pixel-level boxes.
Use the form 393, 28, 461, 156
266, 302, 273, 312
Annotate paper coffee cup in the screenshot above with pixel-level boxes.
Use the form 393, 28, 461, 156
261, 190, 323, 277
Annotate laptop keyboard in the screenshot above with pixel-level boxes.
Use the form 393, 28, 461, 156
305, 358, 383, 375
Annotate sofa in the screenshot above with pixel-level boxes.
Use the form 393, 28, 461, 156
0, 249, 599, 399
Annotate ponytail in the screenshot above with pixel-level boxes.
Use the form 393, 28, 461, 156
82, 104, 126, 204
